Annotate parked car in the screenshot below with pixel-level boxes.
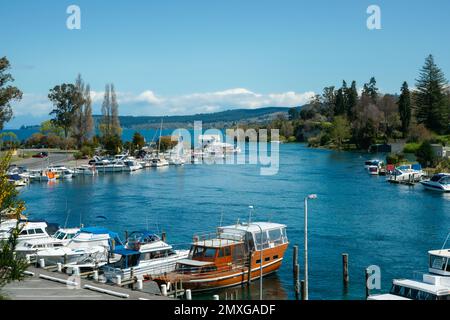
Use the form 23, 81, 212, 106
32, 152, 48, 158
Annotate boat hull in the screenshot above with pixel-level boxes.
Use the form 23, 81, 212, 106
420, 181, 450, 192
152, 243, 288, 292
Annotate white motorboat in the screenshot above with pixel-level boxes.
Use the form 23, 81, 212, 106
102, 231, 189, 282
36, 227, 123, 266
369, 234, 450, 300
150, 157, 169, 167
7, 173, 29, 188
0, 220, 55, 246
420, 173, 450, 192
364, 159, 383, 170
26, 169, 50, 182
47, 166, 74, 179
168, 156, 185, 166
200, 134, 241, 156
15, 227, 80, 258
387, 164, 423, 183
123, 157, 143, 171
74, 165, 97, 176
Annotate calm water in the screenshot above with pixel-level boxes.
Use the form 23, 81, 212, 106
18, 144, 450, 300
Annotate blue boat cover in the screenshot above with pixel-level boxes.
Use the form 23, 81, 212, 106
113, 247, 140, 256
412, 163, 422, 170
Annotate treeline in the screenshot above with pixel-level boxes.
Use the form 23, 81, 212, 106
263, 55, 449, 158
24, 74, 126, 156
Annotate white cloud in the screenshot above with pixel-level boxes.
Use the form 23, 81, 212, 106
10, 88, 315, 126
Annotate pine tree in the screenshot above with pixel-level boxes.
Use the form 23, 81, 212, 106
83, 84, 94, 140
415, 54, 449, 134
362, 77, 378, 103
398, 81, 411, 137
334, 81, 347, 116
345, 81, 358, 120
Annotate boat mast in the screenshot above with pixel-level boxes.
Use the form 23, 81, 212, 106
157, 119, 163, 156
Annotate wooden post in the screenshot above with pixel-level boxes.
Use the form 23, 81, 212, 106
162, 232, 166, 242
365, 268, 370, 299
300, 280, 305, 300
294, 264, 300, 298
247, 252, 252, 285
342, 253, 349, 288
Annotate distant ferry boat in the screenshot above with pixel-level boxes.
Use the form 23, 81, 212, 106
151, 222, 289, 292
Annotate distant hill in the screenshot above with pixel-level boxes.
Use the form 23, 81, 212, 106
93, 106, 300, 129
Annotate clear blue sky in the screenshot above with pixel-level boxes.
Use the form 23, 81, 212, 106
1, 0, 450, 128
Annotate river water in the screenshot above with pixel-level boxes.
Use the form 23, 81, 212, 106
18, 143, 450, 300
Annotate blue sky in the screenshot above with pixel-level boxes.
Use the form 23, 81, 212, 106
1, 0, 450, 128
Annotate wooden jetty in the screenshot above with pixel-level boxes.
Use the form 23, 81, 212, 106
3, 266, 172, 300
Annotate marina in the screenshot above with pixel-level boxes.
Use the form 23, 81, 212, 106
7, 143, 450, 300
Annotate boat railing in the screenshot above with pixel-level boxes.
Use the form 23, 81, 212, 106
192, 231, 245, 247
174, 256, 252, 277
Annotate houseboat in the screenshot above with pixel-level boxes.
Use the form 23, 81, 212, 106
102, 231, 189, 283
420, 173, 450, 192
151, 222, 289, 292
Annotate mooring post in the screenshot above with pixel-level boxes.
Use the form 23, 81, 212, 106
247, 252, 252, 285
213, 294, 219, 300
293, 245, 298, 272
300, 280, 305, 300
294, 264, 300, 298
186, 289, 192, 300
162, 231, 166, 242
365, 268, 370, 299
343, 253, 349, 287
125, 231, 128, 241
161, 284, 168, 296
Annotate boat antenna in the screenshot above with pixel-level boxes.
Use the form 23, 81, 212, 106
219, 208, 224, 227
248, 205, 254, 224
441, 232, 450, 250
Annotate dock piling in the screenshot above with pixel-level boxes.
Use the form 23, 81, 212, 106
161, 284, 168, 296
294, 264, 300, 298
300, 280, 305, 300
186, 289, 192, 300
161, 232, 166, 242
57, 262, 62, 272
342, 253, 349, 287
137, 279, 143, 291
365, 268, 370, 299
212, 294, 219, 300
93, 270, 99, 282
39, 258, 45, 268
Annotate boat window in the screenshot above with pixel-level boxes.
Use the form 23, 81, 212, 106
35, 229, 44, 234
28, 229, 36, 235
66, 233, 75, 239
218, 247, 232, 257
268, 229, 283, 245
203, 248, 217, 258
431, 175, 443, 182
430, 255, 446, 270
202, 266, 218, 273
19, 230, 27, 235
254, 231, 269, 250
441, 177, 450, 185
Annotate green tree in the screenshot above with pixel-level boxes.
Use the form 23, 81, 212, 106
0, 57, 23, 130
71, 74, 94, 148
362, 77, 378, 103
48, 83, 82, 138
345, 81, 358, 120
288, 107, 299, 120
398, 81, 412, 137
330, 116, 351, 149
414, 54, 449, 134
334, 81, 347, 116
132, 132, 145, 151
0, 151, 28, 297
110, 84, 122, 137
40, 120, 64, 137
415, 140, 436, 167
100, 84, 111, 138
158, 136, 178, 152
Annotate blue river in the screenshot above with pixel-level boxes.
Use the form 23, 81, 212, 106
17, 143, 450, 300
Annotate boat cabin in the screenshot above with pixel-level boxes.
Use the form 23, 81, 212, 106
429, 249, 450, 276
388, 276, 450, 300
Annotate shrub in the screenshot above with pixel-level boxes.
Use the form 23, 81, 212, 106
386, 153, 405, 165
287, 136, 297, 143
415, 141, 437, 167
403, 142, 421, 154
307, 135, 321, 147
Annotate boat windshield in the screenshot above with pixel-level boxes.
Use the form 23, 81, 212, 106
431, 175, 445, 182
190, 246, 217, 259
430, 255, 450, 271
53, 231, 66, 240
390, 284, 449, 300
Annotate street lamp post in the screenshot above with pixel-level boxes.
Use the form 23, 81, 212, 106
304, 194, 317, 300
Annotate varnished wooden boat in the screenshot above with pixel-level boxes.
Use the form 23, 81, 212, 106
150, 222, 288, 292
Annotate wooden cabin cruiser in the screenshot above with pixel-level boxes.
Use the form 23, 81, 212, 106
387, 164, 423, 183
102, 231, 189, 283
0, 220, 57, 246
420, 173, 450, 192
15, 227, 80, 258
152, 222, 288, 292
36, 227, 123, 266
